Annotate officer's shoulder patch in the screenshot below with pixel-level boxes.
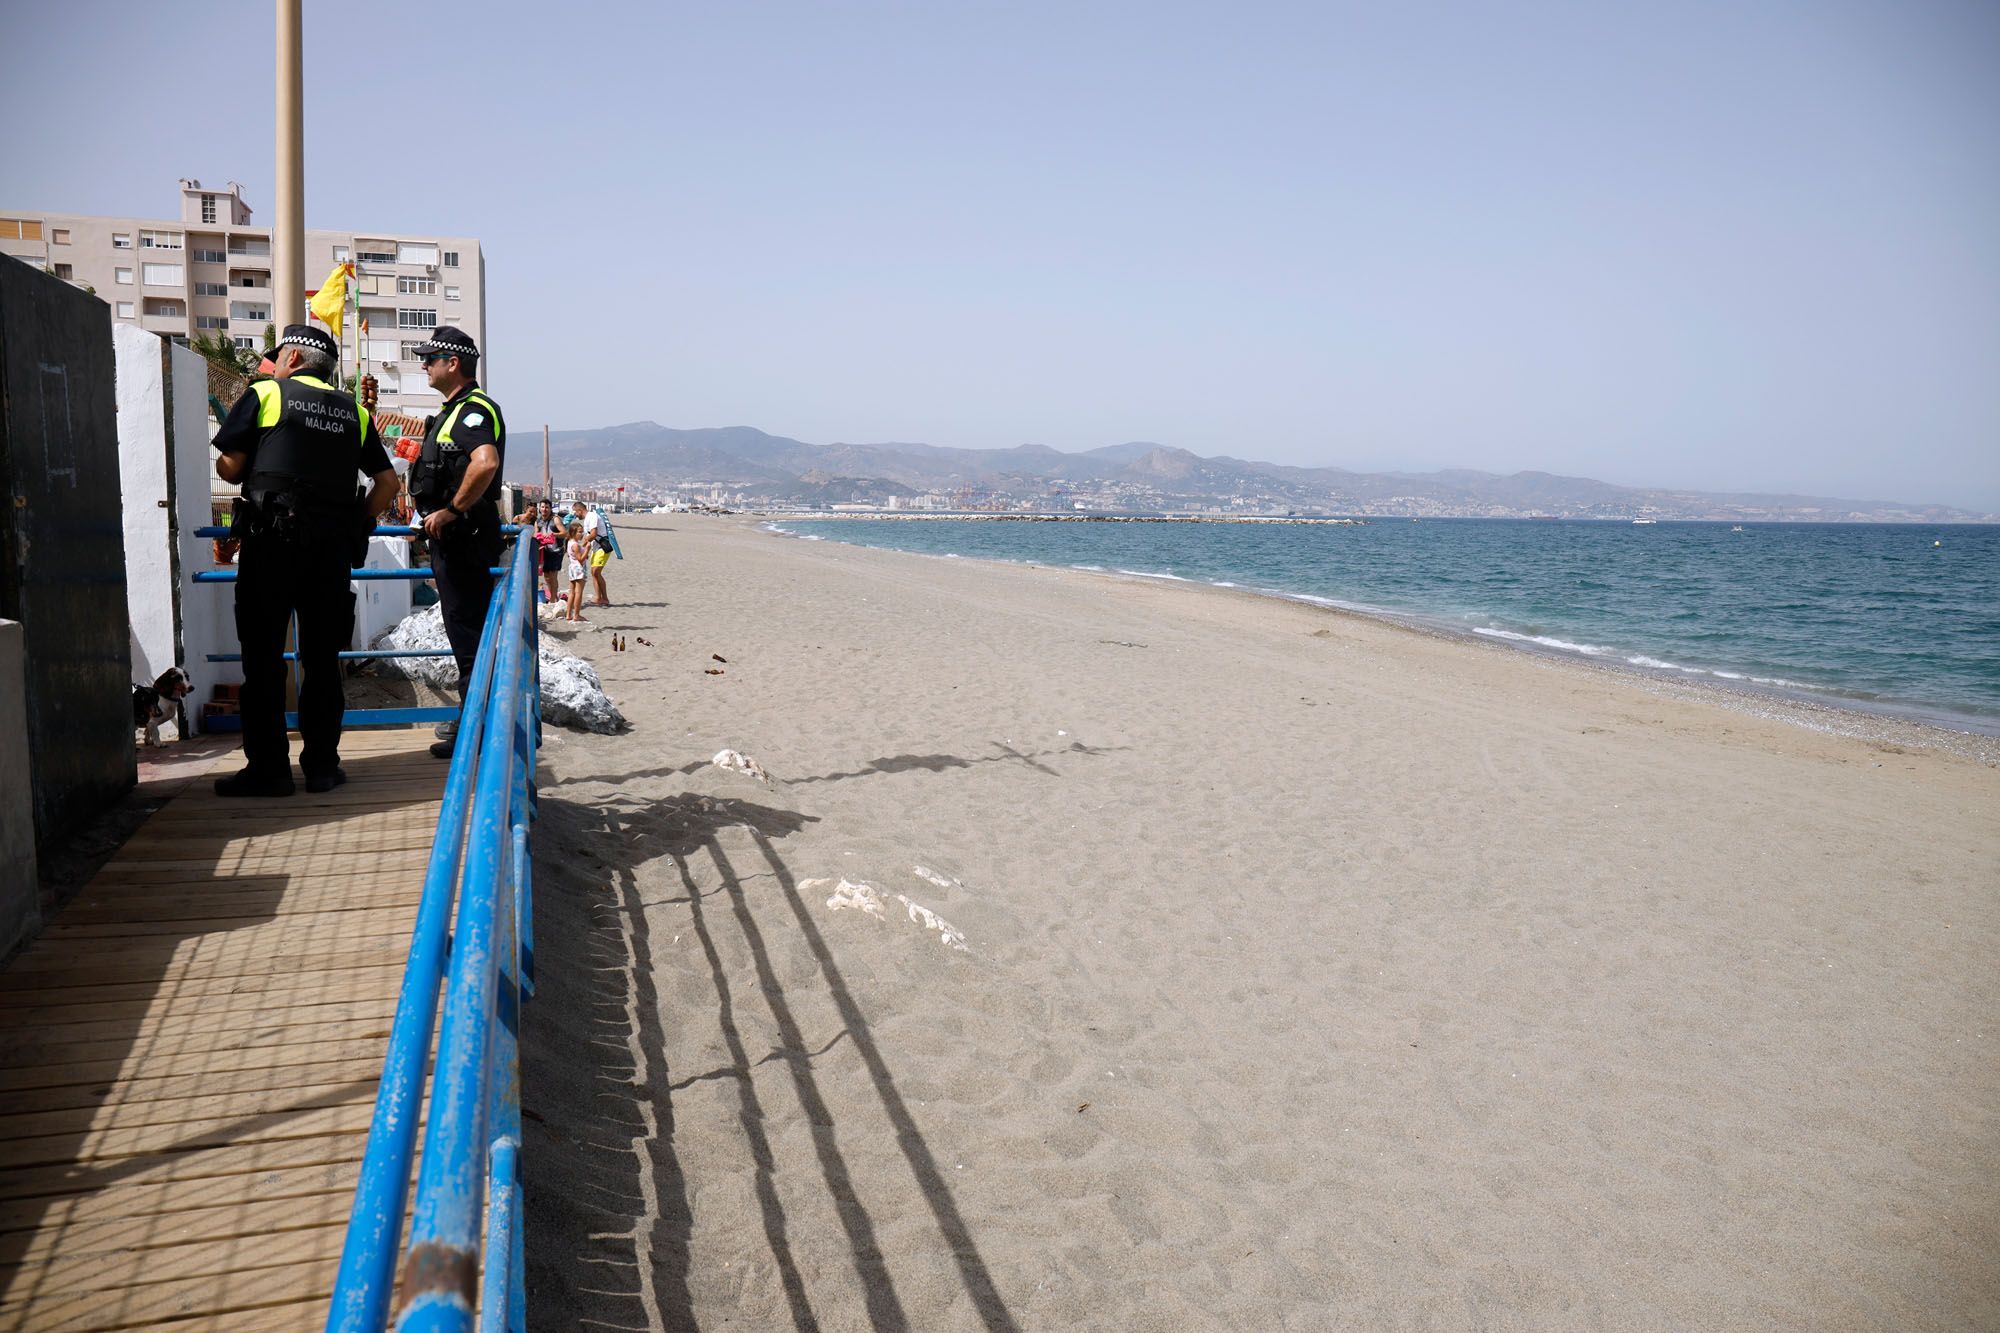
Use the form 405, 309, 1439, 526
464, 413, 485, 428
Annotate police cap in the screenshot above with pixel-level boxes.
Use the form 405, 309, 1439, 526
413, 326, 479, 360
276, 324, 338, 359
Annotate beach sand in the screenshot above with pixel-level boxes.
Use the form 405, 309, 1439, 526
520, 515, 1999, 1331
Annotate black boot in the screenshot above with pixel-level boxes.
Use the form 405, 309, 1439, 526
304, 766, 348, 794
214, 767, 295, 798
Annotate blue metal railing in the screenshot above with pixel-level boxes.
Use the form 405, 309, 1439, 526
326, 535, 540, 1332
192, 522, 518, 731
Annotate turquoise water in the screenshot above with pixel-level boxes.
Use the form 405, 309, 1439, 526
777, 518, 2000, 734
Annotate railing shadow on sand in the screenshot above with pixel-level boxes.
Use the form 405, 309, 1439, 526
521, 785, 1023, 1333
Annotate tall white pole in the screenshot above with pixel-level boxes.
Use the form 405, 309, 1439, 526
274, 0, 305, 328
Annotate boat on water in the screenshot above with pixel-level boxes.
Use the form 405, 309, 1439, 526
1632, 518, 1658, 525
1732, 525, 1745, 532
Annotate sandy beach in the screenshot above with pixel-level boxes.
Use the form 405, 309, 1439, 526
520, 515, 2000, 1331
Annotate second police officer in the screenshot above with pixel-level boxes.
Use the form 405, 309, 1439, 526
213, 324, 400, 797
408, 325, 505, 759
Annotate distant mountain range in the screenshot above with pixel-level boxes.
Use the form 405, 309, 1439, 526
514, 423, 1996, 522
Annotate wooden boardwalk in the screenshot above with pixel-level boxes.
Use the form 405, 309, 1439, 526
0, 729, 445, 1331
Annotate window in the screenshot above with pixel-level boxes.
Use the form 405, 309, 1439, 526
333, 245, 349, 262
195, 314, 229, 330
231, 302, 271, 322
54, 263, 73, 280
142, 263, 184, 286
364, 337, 400, 362
232, 336, 256, 350
201, 194, 218, 224
140, 230, 183, 250
442, 250, 459, 268
192, 247, 227, 264
233, 273, 267, 288
115, 267, 133, 285
227, 236, 270, 256
0, 218, 44, 240
444, 285, 461, 301
145, 301, 183, 318
397, 276, 437, 295
373, 371, 401, 393
400, 340, 426, 361
52, 228, 70, 245
113, 233, 132, 248
397, 307, 438, 329
116, 302, 136, 318
194, 281, 228, 296
356, 246, 396, 264
396, 242, 439, 266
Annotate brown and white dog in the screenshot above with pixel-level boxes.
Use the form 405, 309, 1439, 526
133, 667, 192, 747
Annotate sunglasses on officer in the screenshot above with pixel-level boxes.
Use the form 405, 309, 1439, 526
419, 351, 455, 366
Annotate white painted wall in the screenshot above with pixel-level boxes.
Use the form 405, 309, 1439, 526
113, 324, 175, 692
116, 326, 242, 735
171, 339, 237, 715
355, 535, 414, 650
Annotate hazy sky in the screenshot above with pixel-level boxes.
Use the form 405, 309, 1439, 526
5, 0, 1996, 506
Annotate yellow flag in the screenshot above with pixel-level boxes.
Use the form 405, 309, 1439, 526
308, 262, 352, 337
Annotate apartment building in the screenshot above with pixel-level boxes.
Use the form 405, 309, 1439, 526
0, 178, 485, 415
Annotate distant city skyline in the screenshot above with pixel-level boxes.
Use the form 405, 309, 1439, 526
3, 0, 1995, 510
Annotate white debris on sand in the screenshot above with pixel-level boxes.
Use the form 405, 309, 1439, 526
372, 604, 626, 733
912, 864, 962, 891
810, 877, 970, 953
711, 749, 771, 783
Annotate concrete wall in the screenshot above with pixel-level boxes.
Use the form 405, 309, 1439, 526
0, 256, 134, 850
0, 620, 39, 956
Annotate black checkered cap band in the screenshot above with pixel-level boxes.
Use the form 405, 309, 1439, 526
278, 327, 338, 358
417, 333, 478, 358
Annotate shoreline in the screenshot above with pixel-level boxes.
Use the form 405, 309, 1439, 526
761, 516, 2000, 760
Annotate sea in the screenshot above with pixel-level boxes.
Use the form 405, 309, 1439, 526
772, 517, 2000, 736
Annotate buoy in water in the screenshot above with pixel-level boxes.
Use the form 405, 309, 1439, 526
1935, 540, 1943, 547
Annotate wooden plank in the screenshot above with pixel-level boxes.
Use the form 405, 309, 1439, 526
1, 1218, 349, 1298
0, 973, 408, 1032
0, 1076, 380, 1144
0, 994, 405, 1045
0, 1056, 405, 1119
0, 1014, 395, 1075
0, 1130, 368, 1202
0, 1101, 378, 1173
1, 940, 412, 989
0, 960, 407, 1007
84, 850, 430, 881
0, 1192, 357, 1269
40, 905, 420, 942
0, 1252, 341, 1331
0, 1036, 397, 1094
0, 1161, 359, 1232
51, 883, 425, 924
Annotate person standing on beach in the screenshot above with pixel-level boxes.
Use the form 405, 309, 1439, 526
562, 519, 590, 622
516, 498, 563, 607
211, 324, 399, 797
408, 326, 505, 759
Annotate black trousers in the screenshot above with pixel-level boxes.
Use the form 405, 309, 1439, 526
235, 526, 355, 778
432, 517, 502, 692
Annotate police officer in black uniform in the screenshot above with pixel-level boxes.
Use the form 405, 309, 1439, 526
407, 326, 505, 759
213, 324, 400, 796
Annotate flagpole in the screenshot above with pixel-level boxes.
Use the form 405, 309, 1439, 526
543, 424, 551, 502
